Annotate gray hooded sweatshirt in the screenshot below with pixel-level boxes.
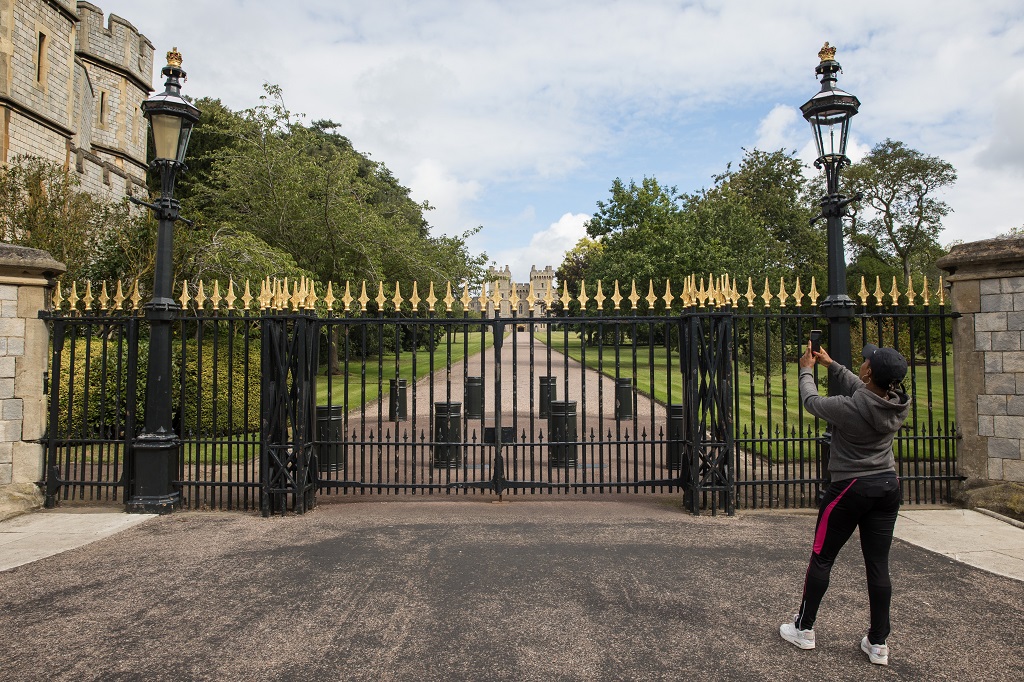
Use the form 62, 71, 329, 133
798, 362, 910, 482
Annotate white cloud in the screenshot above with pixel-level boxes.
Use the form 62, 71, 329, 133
408, 159, 481, 237
492, 213, 590, 282
755, 105, 802, 153
95, 0, 1024, 251
977, 69, 1024, 174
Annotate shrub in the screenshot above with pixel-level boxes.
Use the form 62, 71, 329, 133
53, 331, 261, 439
178, 334, 261, 437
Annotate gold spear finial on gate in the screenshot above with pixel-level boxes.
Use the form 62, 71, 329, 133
324, 281, 336, 311
858, 276, 870, 306
114, 280, 125, 310
889, 276, 901, 306
210, 281, 222, 310
444, 281, 455, 312
242, 280, 254, 310
760, 278, 773, 307
410, 281, 422, 311
792, 278, 805, 307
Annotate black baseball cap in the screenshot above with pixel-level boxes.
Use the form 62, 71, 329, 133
861, 344, 908, 386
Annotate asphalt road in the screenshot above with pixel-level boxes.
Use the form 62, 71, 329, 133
1, 498, 1022, 681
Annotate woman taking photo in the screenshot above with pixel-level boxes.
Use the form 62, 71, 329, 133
779, 342, 909, 666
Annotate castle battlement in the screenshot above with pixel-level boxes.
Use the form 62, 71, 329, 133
1, 2, 154, 204
474, 264, 558, 316
75, 2, 154, 90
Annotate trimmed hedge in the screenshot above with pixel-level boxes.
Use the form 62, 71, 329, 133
54, 332, 261, 439
178, 334, 261, 437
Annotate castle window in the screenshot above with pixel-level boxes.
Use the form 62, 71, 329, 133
36, 32, 48, 85
98, 91, 109, 129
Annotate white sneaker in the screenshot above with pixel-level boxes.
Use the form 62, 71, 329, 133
861, 636, 889, 665
780, 619, 815, 650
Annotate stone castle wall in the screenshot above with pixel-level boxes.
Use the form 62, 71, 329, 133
0, 1, 153, 204
474, 265, 556, 317
0, 244, 63, 520
938, 237, 1024, 485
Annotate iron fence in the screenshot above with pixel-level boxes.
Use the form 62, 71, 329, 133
39, 275, 959, 514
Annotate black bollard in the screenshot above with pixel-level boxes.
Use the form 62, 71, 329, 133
548, 400, 578, 467
615, 377, 634, 421
539, 376, 557, 418
433, 401, 462, 468
465, 376, 484, 419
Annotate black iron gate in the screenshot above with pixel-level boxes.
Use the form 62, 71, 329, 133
39, 275, 958, 515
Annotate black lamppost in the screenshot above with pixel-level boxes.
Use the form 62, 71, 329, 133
801, 42, 861, 375
126, 48, 200, 514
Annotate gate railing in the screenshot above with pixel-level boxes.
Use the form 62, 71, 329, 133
39, 274, 959, 513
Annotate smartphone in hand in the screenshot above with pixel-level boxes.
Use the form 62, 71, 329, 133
809, 329, 822, 353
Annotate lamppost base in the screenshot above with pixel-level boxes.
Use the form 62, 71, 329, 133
126, 493, 181, 515
127, 431, 181, 515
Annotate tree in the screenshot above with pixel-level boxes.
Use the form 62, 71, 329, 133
0, 155, 128, 283
845, 139, 957, 285
184, 85, 484, 288
575, 150, 822, 299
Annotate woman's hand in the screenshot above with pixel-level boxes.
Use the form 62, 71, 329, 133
814, 347, 833, 368
799, 341, 816, 368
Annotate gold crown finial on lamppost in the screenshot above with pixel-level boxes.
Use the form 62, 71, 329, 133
818, 42, 837, 62
166, 47, 183, 68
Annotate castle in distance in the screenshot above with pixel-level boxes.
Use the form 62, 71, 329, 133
471, 265, 556, 317
0, 1, 154, 201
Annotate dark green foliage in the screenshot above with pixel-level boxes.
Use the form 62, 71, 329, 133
0, 156, 138, 287
178, 333, 261, 437
181, 86, 485, 288
55, 333, 148, 439
578, 150, 823, 294
54, 331, 260, 439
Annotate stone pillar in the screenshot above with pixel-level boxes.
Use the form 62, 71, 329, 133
937, 237, 1024, 485
0, 245, 64, 520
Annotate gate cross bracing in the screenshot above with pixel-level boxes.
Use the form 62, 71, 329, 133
262, 313, 732, 515
39, 276, 959, 515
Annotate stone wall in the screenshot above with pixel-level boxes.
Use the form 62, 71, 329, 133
0, 1, 152, 205
937, 236, 1024, 484
0, 244, 63, 520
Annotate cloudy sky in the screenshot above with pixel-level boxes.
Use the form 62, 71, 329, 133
96, 0, 1024, 281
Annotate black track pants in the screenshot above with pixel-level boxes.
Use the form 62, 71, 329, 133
794, 473, 901, 644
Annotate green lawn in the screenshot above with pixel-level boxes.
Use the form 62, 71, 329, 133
539, 330, 956, 436
316, 330, 493, 407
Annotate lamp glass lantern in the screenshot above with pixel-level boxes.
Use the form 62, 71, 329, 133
141, 52, 200, 166
802, 90, 859, 161
800, 44, 860, 166
149, 109, 194, 164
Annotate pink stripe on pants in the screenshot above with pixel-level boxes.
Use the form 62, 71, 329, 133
813, 478, 858, 554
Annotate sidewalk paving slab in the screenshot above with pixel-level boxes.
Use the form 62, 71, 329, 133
0, 510, 155, 572
894, 508, 1024, 581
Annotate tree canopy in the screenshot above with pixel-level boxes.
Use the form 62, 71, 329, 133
845, 139, 957, 285
568, 142, 956, 300
577, 149, 823, 294
1, 85, 486, 297
181, 86, 485, 289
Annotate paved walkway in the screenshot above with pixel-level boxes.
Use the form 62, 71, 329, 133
5, 505, 1022, 578
1, 500, 1022, 681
